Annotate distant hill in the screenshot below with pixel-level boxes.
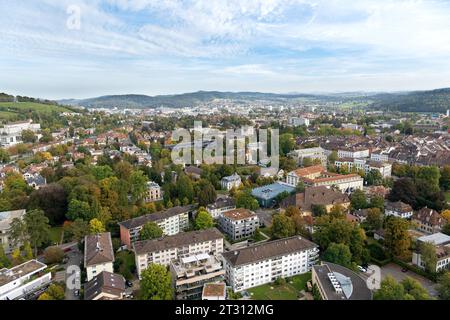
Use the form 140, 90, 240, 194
0, 102, 75, 121
369, 88, 450, 113
60, 91, 342, 109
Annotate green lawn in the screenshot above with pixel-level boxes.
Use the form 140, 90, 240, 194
0, 102, 75, 120
248, 272, 311, 300
49, 227, 63, 245
115, 250, 136, 280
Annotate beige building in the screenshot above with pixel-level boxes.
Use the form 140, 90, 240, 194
144, 181, 163, 203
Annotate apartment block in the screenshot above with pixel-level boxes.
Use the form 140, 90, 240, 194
119, 205, 194, 247
133, 228, 224, 278
222, 236, 319, 292
218, 208, 260, 241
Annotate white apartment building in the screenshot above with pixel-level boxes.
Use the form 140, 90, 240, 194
412, 233, 450, 272
133, 228, 224, 278
0, 260, 52, 300
84, 233, 115, 282
334, 158, 392, 178
218, 208, 260, 241
0, 120, 41, 147
337, 148, 370, 159
286, 166, 364, 194
288, 147, 327, 167
221, 173, 242, 191
206, 197, 236, 219
119, 205, 194, 247
144, 181, 163, 203
289, 117, 310, 127
384, 201, 414, 219
370, 153, 389, 162
0, 209, 26, 254
222, 236, 319, 292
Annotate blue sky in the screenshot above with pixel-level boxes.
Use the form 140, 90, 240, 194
1, 0, 450, 99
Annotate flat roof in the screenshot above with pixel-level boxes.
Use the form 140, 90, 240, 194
417, 233, 450, 246
251, 182, 295, 200
202, 283, 226, 298
313, 262, 372, 300
0, 260, 47, 287
222, 208, 256, 221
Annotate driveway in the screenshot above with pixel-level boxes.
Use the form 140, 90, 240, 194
63, 246, 83, 300
380, 263, 438, 297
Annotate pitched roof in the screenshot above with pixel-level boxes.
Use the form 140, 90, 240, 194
84, 271, 125, 300
281, 186, 349, 211
385, 201, 413, 213
413, 207, 445, 227
292, 165, 325, 177
222, 236, 318, 267
84, 232, 114, 267
118, 205, 195, 230
133, 228, 223, 255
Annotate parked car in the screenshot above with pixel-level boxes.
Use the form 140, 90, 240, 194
358, 265, 367, 273
401, 268, 408, 273
125, 280, 133, 288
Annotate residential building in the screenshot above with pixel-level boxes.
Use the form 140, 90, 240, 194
222, 236, 319, 292
202, 283, 227, 300
221, 173, 242, 191
84, 232, 115, 282
119, 205, 194, 247
206, 197, 236, 219
311, 262, 372, 300
289, 117, 310, 127
0, 209, 26, 254
84, 271, 126, 300
0, 120, 41, 147
251, 182, 296, 208
286, 166, 363, 194
185, 166, 203, 180
334, 158, 392, 178
24, 174, 47, 190
0, 260, 52, 300
384, 201, 414, 219
288, 147, 327, 167
341, 123, 364, 132
370, 153, 389, 162
412, 233, 450, 272
133, 228, 224, 278
412, 207, 446, 234
170, 253, 225, 300
280, 186, 350, 215
218, 208, 260, 241
337, 147, 370, 159
144, 181, 163, 203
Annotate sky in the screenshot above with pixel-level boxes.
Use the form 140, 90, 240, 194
1, 0, 450, 99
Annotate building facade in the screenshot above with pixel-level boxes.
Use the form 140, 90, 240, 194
384, 201, 414, 219
222, 236, 319, 292
412, 233, 450, 272
84, 232, 115, 282
0, 120, 41, 147
0, 209, 26, 254
221, 173, 242, 191
144, 181, 163, 203
133, 228, 224, 278
218, 208, 260, 241
206, 197, 236, 219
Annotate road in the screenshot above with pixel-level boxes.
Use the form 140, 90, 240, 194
359, 263, 438, 297
63, 246, 83, 300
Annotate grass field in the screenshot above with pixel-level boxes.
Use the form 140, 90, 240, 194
0, 102, 74, 120
49, 227, 63, 245
248, 272, 311, 300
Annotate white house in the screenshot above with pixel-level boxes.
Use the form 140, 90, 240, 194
412, 233, 450, 272
221, 173, 242, 191
84, 233, 115, 282
0, 260, 52, 300
0, 209, 27, 254
0, 120, 41, 147
222, 236, 319, 292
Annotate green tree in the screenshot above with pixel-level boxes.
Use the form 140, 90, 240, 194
65, 219, 89, 243
44, 246, 65, 264
235, 190, 259, 210
365, 207, 383, 231
46, 283, 65, 300
374, 276, 405, 300
440, 166, 450, 190
197, 180, 217, 207
401, 277, 431, 300
0, 245, 11, 268
351, 189, 367, 210
21, 129, 37, 143
67, 199, 93, 221
279, 133, 295, 156
384, 216, 411, 259
140, 264, 173, 300
419, 241, 437, 273
311, 204, 327, 217
176, 174, 194, 204
370, 195, 385, 212
271, 214, 295, 239
437, 271, 450, 300
140, 222, 163, 240
194, 209, 214, 230
23, 242, 33, 260
24, 209, 50, 256
0, 148, 10, 163
322, 243, 353, 269
129, 170, 149, 204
